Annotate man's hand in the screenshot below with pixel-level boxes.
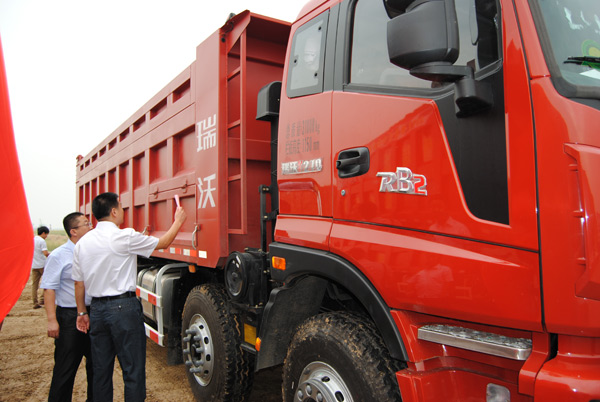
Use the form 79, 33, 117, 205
76, 314, 90, 333
47, 318, 59, 338
43, 289, 59, 338
74, 281, 88, 334
156, 206, 187, 249
174, 206, 187, 224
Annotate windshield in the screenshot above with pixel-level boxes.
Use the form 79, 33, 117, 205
533, 0, 600, 97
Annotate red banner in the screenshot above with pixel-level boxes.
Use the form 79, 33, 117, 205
0, 37, 33, 323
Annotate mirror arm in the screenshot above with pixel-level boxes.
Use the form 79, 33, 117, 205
454, 75, 493, 117
410, 64, 493, 117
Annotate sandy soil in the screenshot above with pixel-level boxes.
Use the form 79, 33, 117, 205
0, 280, 282, 402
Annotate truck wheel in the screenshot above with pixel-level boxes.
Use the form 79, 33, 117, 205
181, 284, 253, 402
283, 312, 402, 402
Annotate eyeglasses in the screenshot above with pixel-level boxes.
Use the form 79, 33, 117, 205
73, 222, 93, 229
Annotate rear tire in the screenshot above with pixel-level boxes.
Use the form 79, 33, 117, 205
181, 284, 254, 402
283, 312, 402, 402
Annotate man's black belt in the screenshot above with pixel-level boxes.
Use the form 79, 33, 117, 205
92, 291, 136, 301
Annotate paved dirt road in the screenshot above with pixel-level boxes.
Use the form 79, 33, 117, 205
0, 280, 282, 401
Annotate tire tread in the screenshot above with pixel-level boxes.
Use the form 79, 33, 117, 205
181, 284, 254, 402
283, 311, 403, 402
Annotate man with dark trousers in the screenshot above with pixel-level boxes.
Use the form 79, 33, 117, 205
41, 212, 94, 402
73, 192, 186, 402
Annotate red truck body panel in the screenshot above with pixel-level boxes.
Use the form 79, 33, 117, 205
76, 13, 290, 268
511, 1, 600, 337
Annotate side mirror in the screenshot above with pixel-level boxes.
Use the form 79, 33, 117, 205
386, 0, 459, 74
386, 0, 492, 116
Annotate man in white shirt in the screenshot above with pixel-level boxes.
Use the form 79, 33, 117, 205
73, 192, 186, 402
32, 226, 50, 308
41, 212, 94, 402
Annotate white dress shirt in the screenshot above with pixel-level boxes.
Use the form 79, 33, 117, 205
72, 221, 159, 298
32, 235, 48, 269
40, 240, 92, 307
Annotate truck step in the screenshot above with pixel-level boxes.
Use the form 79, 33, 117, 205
417, 324, 532, 360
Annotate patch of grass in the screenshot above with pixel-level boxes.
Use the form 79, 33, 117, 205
46, 230, 68, 252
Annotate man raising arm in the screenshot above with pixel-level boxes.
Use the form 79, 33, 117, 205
73, 192, 186, 402
73, 206, 186, 333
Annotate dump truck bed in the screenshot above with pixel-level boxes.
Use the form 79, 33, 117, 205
76, 12, 290, 268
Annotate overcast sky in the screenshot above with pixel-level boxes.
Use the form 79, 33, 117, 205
0, 0, 301, 229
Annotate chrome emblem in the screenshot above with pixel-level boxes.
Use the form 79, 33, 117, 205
281, 158, 323, 175
377, 167, 427, 196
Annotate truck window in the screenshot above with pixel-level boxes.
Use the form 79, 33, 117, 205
350, 0, 500, 89
532, 0, 600, 99
287, 11, 329, 97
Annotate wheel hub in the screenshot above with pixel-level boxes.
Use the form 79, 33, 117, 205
295, 361, 353, 402
182, 313, 214, 386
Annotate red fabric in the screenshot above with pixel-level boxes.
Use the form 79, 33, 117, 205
0, 38, 33, 322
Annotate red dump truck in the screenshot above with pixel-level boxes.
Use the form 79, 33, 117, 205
76, 0, 600, 400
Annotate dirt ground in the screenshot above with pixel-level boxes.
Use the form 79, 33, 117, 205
0, 280, 282, 402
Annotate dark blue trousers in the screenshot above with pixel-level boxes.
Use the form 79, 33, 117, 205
89, 296, 146, 402
48, 306, 93, 402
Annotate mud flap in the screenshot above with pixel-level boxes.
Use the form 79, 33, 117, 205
256, 276, 328, 370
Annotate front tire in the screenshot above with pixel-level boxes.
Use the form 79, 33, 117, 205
181, 284, 253, 402
283, 312, 402, 402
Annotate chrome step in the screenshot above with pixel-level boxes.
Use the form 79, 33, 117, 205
418, 324, 532, 360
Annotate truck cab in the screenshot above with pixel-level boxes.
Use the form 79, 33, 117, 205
271, 0, 600, 400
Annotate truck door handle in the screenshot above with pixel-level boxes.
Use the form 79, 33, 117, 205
336, 147, 370, 178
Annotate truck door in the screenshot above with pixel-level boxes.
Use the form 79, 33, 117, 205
330, 0, 542, 330
278, 8, 334, 246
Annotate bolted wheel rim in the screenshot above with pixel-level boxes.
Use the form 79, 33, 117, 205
295, 361, 353, 402
183, 313, 214, 386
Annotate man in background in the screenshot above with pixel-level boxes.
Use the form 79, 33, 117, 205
73, 192, 186, 402
41, 212, 94, 402
32, 226, 50, 309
